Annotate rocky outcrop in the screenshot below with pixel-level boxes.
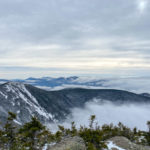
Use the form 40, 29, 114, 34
47, 136, 86, 150
106, 136, 150, 150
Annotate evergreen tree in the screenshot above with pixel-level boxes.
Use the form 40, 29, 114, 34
18, 117, 45, 150
147, 121, 150, 133
146, 121, 150, 145
3, 112, 17, 149
0, 112, 150, 149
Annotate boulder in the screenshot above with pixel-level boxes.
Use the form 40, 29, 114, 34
106, 136, 150, 150
47, 136, 86, 150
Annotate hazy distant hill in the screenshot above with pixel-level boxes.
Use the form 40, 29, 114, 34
1, 76, 150, 94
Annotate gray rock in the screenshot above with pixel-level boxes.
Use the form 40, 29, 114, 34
106, 136, 150, 150
48, 136, 86, 150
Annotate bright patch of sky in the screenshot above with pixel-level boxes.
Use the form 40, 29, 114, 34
137, 0, 148, 13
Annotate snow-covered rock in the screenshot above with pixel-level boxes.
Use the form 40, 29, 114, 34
106, 136, 150, 150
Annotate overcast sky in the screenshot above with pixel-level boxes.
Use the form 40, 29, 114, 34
0, 0, 150, 78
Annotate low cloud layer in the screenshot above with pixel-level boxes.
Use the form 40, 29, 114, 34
97, 77, 150, 93
35, 76, 150, 94
59, 101, 150, 131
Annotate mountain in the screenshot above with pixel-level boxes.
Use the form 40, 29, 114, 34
0, 82, 53, 126
0, 76, 105, 90
0, 82, 150, 126
140, 93, 150, 98
1, 76, 150, 94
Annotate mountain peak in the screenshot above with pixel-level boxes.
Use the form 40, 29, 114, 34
7, 81, 24, 85
3, 81, 25, 90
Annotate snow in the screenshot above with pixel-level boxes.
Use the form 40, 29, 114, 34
17, 90, 52, 119
33, 105, 53, 119
3, 82, 53, 121
5, 84, 14, 92
14, 119, 22, 125
17, 90, 32, 106
138, 136, 145, 142
0, 91, 8, 99
106, 141, 126, 150
11, 101, 15, 106
42, 144, 48, 150
6, 82, 38, 104
42, 143, 56, 150
17, 110, 20, 114
19, 84, 38, 104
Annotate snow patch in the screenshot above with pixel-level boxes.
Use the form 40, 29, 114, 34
17, 110, 20, 114
14, 119, 22, 125
11, 101, 15, 106
19, 84, 38, 104
0, 91, 8, 99
3, 82, 53, 121
42, 142, 56, 150
106, 141, 126, 150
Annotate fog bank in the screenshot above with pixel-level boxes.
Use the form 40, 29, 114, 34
60, 101, 150, 131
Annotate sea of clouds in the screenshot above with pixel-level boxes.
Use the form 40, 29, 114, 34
51, 101, 150, 132
36, 76, 150, 94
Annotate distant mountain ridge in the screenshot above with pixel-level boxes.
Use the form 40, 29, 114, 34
0, 82, 150, 126
1, 76, 150, 95
0, 76, 105, 89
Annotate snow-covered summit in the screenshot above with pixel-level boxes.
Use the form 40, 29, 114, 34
0, 82, 53, 125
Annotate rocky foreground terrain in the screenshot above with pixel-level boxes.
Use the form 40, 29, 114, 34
106, 136, 150, 150
0, 107, 150, 150
46, 136, 86, 150
47, 136, 150, 150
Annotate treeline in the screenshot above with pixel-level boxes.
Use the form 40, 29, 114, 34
0, 112, 150, 150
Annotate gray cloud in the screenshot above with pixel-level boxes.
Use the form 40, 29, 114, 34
61, 101, 150, 131
0, 0, 150, 78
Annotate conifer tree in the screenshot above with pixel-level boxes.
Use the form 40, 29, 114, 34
89, 115, 96, 129
3, 112, 17, 149
146, 121, 150, 145
18, 116, 45, 150
147, 121, 150, 133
